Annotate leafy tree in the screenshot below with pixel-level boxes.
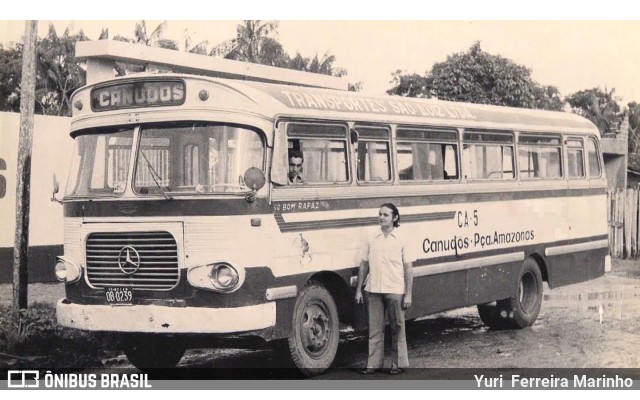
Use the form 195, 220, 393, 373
35, 24, 89, 115
256, 37, 288, 68
0, 43, 22, 112
565, 87, 621, 134
387, 42, 564, 111
627, 101, 640, 171
388, 70, 429, 98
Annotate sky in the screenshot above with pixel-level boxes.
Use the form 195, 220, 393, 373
2, 4, 640, 105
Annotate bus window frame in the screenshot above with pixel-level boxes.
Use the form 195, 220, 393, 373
564, 136, 587, 180
283, 120, 353, 187
461, 129, 516, 182
353, 124, 392, 186
586, 135, 603, 179
131, 121, 268, 197
516, 132, 564, 181
395, 125, 461, 184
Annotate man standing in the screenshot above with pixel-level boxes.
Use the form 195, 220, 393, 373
355, 203, 415, 375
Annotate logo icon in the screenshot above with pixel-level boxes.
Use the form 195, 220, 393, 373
117, 246, 141, 275
7, 370, 39, 388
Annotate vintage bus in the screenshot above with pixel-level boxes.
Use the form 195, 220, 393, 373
53, 73, 609, 375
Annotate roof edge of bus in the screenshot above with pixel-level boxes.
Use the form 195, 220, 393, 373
71, 73, 600, 134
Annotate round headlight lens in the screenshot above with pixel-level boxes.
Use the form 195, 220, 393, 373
217, 267, 235, 287
210, 264, 239, 290
55, 261, 67, 282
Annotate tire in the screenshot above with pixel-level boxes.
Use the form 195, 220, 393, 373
121, 334, 186, 370
477, 258, 543, 329
285, 282, 339, 377
501, 258, 544, 328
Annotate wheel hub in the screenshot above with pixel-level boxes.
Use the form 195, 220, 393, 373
302, 302, 331, 356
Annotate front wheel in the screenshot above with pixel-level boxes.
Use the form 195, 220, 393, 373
121, 334, 186, 370
285, 283, 339, 377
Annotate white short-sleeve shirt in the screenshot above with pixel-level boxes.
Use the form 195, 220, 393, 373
361, 227, 417, 295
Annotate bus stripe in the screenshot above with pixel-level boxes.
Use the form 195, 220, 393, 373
413, 252, 525, 278
275, 211, 456, 232
545, 239, 609, 257
348, 235, 608, 286
64, 187, 606, 218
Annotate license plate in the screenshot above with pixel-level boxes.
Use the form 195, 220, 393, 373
105, 287, 133, 304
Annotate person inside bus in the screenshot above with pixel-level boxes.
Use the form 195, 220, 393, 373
355, 203, 416, 375
288, 149, 306, 184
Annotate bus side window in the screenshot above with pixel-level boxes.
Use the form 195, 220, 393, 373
286, 123, 349, 184
462, 130, 514, 180
566, 139, 585, 178
587, 137, 601, 177
355, 126, 391, 183
518, 135, 562, 179
396, 127, 458, 182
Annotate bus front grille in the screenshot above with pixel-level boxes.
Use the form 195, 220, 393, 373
85, 231, 179, 290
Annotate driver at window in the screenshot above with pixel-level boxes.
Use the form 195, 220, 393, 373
288, 150, 306, 184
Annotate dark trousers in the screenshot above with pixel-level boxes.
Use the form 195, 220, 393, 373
365, 292, 409, 369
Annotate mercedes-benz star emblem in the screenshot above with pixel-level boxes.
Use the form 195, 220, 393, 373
117, 246, 141, 275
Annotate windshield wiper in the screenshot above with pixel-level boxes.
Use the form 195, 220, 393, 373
139, 150, 172, 200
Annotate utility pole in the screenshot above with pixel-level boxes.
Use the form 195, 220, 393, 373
13, 20, 38, 310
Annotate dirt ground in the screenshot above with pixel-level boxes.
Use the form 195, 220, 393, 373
1, 259, 639, 372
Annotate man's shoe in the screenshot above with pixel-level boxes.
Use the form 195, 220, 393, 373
388, 367, 403, 375
360, 368, 376, 375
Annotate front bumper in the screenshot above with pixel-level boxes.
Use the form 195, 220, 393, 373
56, 299, 276, 334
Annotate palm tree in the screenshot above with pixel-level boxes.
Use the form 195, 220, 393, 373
134, 20, 178, 50
36, 24, 88, 116
181, 29, 208, 55
210, 20, 279, 63
308, 53, 337, 75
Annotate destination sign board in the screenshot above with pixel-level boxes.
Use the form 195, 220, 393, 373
91, 80, 185, 112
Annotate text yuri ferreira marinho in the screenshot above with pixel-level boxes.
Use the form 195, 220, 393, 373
475, 374, 634, 389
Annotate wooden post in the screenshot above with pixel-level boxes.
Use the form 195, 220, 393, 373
624, 189, 632, 258
632, 189, 638, 258
13, 20, 38, 310
637, 188, 640, 259
607, 189, 612, 255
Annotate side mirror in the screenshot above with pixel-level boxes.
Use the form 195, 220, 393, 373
243, 167, 266, 202
51, 174, 62, 204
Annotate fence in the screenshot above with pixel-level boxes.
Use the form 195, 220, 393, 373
608, 188, 640, 258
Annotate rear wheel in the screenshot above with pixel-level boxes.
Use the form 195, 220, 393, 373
285, 283, 339, 377
477, 258, 543, 329
501, 258, 543, 328
121, 334, 186, 370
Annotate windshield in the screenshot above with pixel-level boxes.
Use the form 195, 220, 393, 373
133, 123, 264, 195
65, 128, 134, 198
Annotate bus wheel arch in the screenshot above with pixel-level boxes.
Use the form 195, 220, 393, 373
306, 271, 354, 325
527, 252, 549, 284
285, 280, 340, 376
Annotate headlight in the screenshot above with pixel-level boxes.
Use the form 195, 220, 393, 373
187, 262, 244, 293
54, 256, 82, 283
210, 264, 239, 291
